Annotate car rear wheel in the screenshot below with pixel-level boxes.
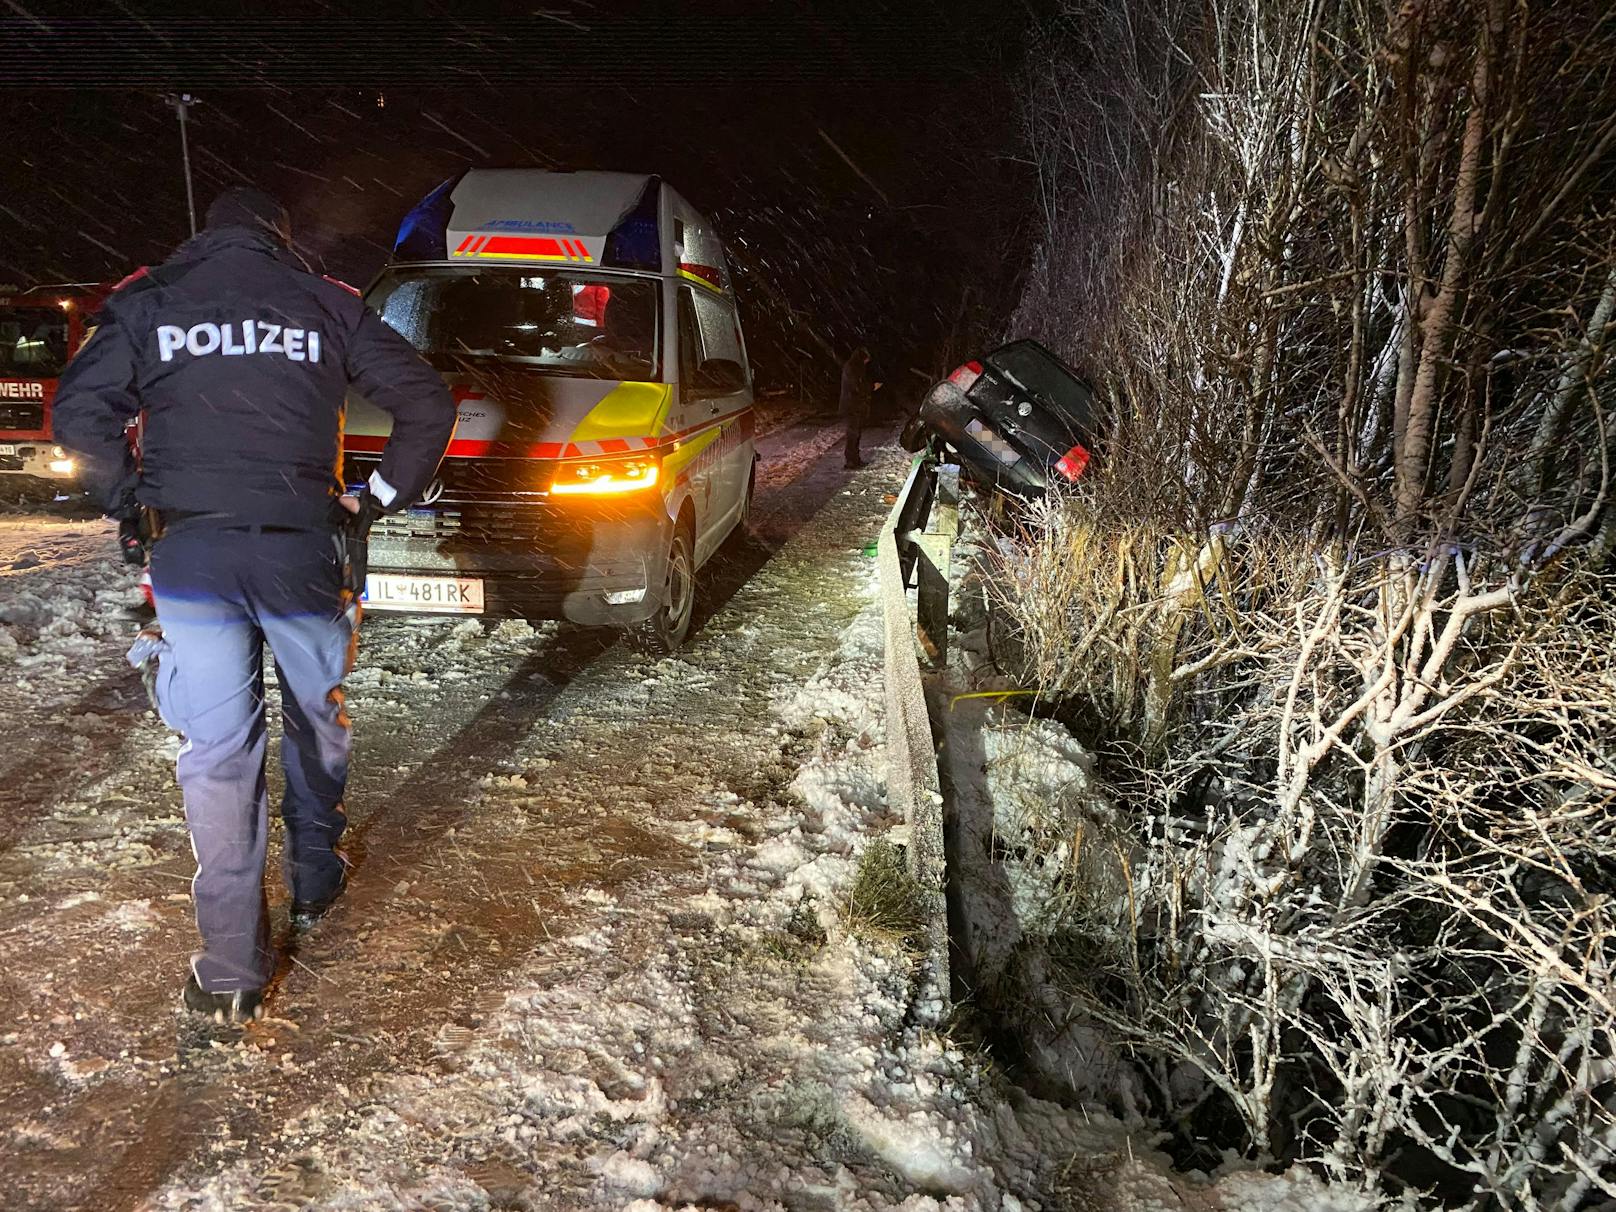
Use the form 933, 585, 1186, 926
899, 416, 930, 452
634, 523, 695, 654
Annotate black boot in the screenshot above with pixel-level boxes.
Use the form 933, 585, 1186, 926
183, 975, 264, 1024
290, 881, 346, 929
291, 848, 350, 928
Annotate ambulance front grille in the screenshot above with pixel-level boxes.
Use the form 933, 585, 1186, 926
370, 505, 555, 545
342, 453, 555, 505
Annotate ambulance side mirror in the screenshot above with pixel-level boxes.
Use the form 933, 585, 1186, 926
693, 357, 747, 397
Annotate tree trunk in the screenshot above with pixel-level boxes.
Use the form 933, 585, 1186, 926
1393, 4, 1498, 537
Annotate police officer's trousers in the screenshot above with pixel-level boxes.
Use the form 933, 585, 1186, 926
150, 524, 357, 994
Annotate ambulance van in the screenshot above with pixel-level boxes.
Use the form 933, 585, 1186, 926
343, 170, 757, 652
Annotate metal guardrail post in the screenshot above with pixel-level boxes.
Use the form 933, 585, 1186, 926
933, 462, 960, 528
914, 539, 949, 665
912, 464, 959, 667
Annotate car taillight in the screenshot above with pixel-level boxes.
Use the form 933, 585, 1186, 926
1054, 442, 1091, 482
947, 360, 983, 391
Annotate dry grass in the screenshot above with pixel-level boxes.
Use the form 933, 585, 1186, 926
841, 838, 931, 951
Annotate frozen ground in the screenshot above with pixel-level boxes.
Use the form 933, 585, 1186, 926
0, 432, 1362, 1211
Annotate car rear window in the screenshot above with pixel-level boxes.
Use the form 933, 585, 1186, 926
985, 342, 1094, 431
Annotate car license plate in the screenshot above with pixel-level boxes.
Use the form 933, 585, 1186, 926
964, 418, 1022, 465
0, 445, 15, 456
363, 573, 485, 614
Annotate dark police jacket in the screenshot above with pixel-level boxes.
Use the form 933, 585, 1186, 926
53, 225, 456, 528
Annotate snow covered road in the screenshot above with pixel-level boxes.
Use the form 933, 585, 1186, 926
0, 424, 1158, 1212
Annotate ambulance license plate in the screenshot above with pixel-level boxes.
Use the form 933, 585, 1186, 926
363, 574, 485, 614
0, 445, 14, 456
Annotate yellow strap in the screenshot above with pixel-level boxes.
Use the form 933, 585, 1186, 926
948, 689, 1037, 710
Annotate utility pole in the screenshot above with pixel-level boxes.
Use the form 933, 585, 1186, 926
164, 93, 199, 237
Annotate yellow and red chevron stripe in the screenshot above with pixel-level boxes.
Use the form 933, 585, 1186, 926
677, 261, 724, 292
452, 234, 595, 262
345, 434, 656, 460
344, 405, 751, 463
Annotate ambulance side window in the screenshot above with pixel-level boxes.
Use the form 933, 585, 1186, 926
690, 289, 744, 369
677, 288, 702, 383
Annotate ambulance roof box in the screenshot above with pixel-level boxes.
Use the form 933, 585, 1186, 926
391, 169, 730, 291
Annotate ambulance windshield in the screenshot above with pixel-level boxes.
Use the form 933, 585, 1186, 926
369, 267, 660, 381
0, 307, 70, 378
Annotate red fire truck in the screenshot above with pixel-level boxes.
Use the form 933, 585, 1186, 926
0, 282, 108, 482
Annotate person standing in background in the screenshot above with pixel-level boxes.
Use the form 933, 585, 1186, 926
841, 345, 871, 469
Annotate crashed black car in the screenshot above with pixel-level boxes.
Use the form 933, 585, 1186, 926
901, 339, 1098, 500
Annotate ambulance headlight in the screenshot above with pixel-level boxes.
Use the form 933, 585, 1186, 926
549, 454, 660, 497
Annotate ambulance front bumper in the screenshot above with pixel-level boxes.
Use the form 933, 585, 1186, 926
364, 497, 672, 625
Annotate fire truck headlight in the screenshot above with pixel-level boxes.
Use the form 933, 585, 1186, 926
550, 454, 660, 497
49, 459, 76, 475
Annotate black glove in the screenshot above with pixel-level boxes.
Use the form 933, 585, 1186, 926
117, 514, 147, 566
341, 491, 384, 596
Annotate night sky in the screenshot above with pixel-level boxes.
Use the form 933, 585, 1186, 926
1, 1, 1037, 394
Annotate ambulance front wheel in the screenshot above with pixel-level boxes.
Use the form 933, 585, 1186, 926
633, 523, 695, 655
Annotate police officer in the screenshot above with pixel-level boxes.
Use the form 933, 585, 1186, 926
53, 187, 456, 1023
841, 345, 872, 469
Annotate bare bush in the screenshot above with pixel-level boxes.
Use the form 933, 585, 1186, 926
993, 0, 1616, 1205
1010, 509, 1616, 1204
